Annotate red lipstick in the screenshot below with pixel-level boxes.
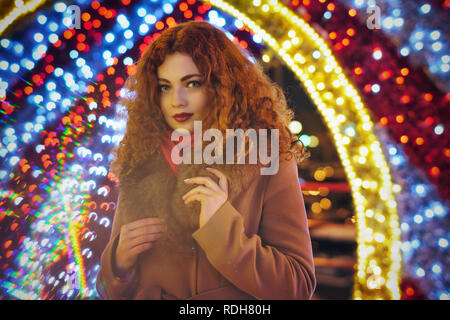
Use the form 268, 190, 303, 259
173, 113, 193, 122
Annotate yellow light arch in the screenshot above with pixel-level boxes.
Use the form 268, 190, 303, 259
206, 0, 402, 299
0, 0, 47, 36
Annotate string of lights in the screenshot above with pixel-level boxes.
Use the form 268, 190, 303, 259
0, 0, 48, 36
375, 126, 448, 300
339, 0, 449, 92
282, 0, 448, 299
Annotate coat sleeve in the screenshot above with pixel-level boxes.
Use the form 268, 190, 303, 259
96, 196, 139, 299
192, 157, 316, 299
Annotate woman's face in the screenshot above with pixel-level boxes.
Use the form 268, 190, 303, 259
157, 52, 208, 134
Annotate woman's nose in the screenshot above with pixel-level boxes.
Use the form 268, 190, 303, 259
171, 86, 188, 108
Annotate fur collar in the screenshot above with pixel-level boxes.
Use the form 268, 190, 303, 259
118, 147, 263, 256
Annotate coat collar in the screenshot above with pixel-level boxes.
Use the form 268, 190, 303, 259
118, 145, 263, 256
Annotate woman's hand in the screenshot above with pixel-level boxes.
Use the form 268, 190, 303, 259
182, 167, 229, 228
114, 217, 166, 277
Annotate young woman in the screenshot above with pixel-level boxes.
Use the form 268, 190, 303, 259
96, 21, 315, 300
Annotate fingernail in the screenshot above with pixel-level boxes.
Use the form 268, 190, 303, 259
184, 178, 190, 182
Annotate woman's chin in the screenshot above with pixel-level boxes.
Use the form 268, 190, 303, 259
170, 122, 194, 134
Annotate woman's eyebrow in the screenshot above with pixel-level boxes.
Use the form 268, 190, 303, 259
157, 74, 202, 83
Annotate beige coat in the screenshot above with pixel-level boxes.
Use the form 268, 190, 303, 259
96, 148, 316, 299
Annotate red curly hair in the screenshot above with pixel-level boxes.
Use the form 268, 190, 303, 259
110, 21, 308, 179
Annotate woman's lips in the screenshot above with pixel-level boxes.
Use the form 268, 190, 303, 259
173, 113, 193, 122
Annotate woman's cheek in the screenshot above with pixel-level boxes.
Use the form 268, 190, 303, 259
191, 92, 208, 114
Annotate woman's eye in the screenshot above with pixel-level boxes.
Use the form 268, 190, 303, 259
158, 85, 169, 92
187, 81, 202, 88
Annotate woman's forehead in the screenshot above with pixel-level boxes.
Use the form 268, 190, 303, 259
157, 52, 200, 76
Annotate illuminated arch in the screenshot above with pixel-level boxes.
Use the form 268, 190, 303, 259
206, 0, 401, 299
0, 0, 47, 36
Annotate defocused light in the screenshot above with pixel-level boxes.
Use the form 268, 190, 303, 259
289, 120, 302, 134
163, 3, 174, 14
420, 4, 431, 14
299, 134, 311, 147
373, 49, 382, 60
415, 267, 426, 277
309, 135, 319, 148
105, 33, 115, 43
438, 238, 448, 248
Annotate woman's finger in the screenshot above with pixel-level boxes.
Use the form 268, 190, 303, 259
184, 176, 221, 192
182, 185, 214, 201
206, 168, 228, 193
184, 193, 206, 205
129, 233, 163, 248
130, 242, 154, 256
123, 217, 164, 233
126, 224, 166, 240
